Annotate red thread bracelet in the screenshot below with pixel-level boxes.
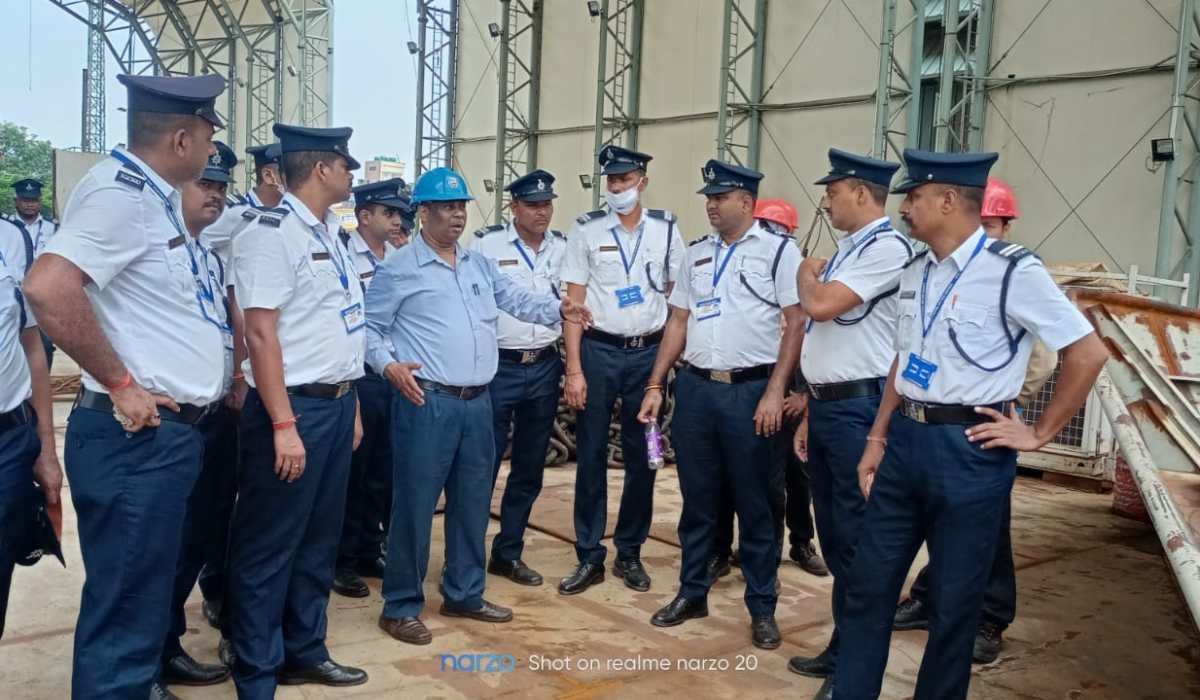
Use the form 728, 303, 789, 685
106, 372, 133, 392
273, 416, 298, 431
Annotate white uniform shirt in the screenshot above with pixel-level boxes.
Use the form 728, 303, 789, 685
232, 192, 366, 387
669, 222, 802, 371
893, 228, 1093, 405
200, 191, 268, 272
0, 219, 30, 282
561, 207, 685, 337
342, 229, 396, 291
0, 257, 34, 413
471, 223, 566, 350
801, 216, 913, 385
43, 148, 226, 405
14, 215, 57, 257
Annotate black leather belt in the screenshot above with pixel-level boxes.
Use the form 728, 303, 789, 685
363, 363, 377, 376
287, 381, 356, 400
685, 363, 774, 384
809, 377, 886, 402
899, 398, 1010, 425
416, 378, 487, 400
76, 388, 218, 425
499, 345, 558, 365
584, 328, 663, 350
0, 401, 32, 431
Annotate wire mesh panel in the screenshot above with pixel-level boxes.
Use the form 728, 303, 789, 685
1022, 358, 1088, 448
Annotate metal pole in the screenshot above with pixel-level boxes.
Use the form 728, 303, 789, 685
904, 0, 926, 150
444, 0, 461, 168
1155, 0, 1195, 282
872, 0, 898, 158
528, 0, 544, 167
933, 0, 957, 151
625, 0, 644, 149
592, 0, 611, 208
746, 0, 768, 168
413, 1, 428, 178
494, 1, 514, 224
966, 0, 995, 152
716, 0, 735, 162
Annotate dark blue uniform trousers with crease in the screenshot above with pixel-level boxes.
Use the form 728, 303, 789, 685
162, 404, 238, 666
0, 414, 40, 641
382, 388, 494, 619
489, 354, 563, 562
832, 413, 1016, 700
671, 371, 778, 617
338, 370, 394, 570
66, 406, 203, 699
226, 389, 356, 700
572, 338, 657, 565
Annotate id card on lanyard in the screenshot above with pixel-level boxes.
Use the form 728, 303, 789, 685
282, 199, 362, 334
805, 221, 892, 333
900, 233, 986, 390
695, 238, 740, 321
611, 224, 645, 308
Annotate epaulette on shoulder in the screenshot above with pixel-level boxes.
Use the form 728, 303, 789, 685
240, 208, 260, 221
115, 168, 146, 190
550, 229, 565, 240
576, 209, 606, 226
687, 236, 708, 248
257, 207, 290, 228
646, 208, 677, 223
987, 239, 1038, 263
902, 254, 922, 269
473, 223, 506, 239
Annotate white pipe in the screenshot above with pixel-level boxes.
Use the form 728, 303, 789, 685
1095, 368, 1200, 633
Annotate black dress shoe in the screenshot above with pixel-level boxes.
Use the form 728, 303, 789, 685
787, 648, 835, 678
488, 557, 544, 586
379, 615, 433, 645
332, 570, 370, 598
893, 596, 930, 631
201, 599, 222, 630
277, 659, 369, 687
162, 651, 230, 686
706, 555, 731, 583
813, 677, 834, 700
650, 596, 708, 627
973, 621, 1004, 664
751, 615, 781, 649
440, 598, 514, 623
558, 562, 605, 595
355, 556, 387, 579
150, 682, 180, 700
790, 542, 830, 577
612, 558, 651, 591
218, 637, 235, 668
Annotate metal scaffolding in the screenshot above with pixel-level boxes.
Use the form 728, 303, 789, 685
931, 0, 992, 152
591, 0, 643, 207
413, 0, 461, 179
1157, 0, 1200, 302
82, 0, 106, 152
492, 0, 544, 223
285, 0, 333, 127
715, 0, 767, 168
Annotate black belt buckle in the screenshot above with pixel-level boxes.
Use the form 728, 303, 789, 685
904, 399, 927, 424
333, 381, 352, 399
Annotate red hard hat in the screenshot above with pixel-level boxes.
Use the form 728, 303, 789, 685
981, 177, 1020, 220
754, 198, 799, 233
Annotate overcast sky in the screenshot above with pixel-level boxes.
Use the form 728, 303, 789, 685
0, 1, 419, 176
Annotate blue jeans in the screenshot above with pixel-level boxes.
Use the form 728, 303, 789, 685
382, 389, 494, 618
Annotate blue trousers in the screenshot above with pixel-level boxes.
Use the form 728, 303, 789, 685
338, 371, 394, 569
671, 371, 778, 617
66, 406, 203, 699
573, 338, 657, 564
908, 497, 1016, 628
226, 389, 356, 700
805, 393, 880, 666
489, 355, 563, 562
163, 405, 238, 661
0, 417, 40, 641
833, 413, 1016, 700
382, 389, 494, 619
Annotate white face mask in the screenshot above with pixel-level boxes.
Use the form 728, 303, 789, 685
604, 179, 642, 215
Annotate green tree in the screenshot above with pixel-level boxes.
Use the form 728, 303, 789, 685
0, 122, 55, 218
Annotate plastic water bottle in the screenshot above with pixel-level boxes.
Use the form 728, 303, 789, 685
645, 419, 665, 470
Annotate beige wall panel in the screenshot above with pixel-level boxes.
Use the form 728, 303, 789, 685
530, 130, 613, 227
760, 0, 886, 105
632, 119, 728, 238
448, 138, 497, 234
538, 1, 601, 129
638, 0, 723, 119
454, 6, 500, 139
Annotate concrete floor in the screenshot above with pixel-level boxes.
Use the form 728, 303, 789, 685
2, 400, 1198, 699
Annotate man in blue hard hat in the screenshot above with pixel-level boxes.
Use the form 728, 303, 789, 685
367, 167, 593, 646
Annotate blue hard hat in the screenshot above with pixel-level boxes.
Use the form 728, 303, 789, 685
411, 167, 475, 204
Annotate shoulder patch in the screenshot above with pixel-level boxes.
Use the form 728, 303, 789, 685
646, 208, 677, 223
257, 207, 290, 228
241, 209, 259, 221
115, 169, 146, 190
473, 223, 506, 239
902, 254, 923, 269
575, 209, 606, 226
986, 239, 1038, 263
688, 237, 708, 247
550, 229, 565, 240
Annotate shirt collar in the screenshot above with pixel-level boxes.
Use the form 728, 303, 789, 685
414, 230, 470, 267
114, 147, 176, 200
929, 227, 987, 270
842, 216, 891, 249
605, 207, 646, 234
708, 220, 763, 247
282, 192, 323, 228
247, 190, 263, 208
350, 230, 394, 258
506, 222, 548, 253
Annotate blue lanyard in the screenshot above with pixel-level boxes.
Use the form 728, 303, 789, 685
919, 232, 987, 340
610, 223, 644, 279
110, 150, 219, 310
822, 221, 893, 283
711, 237, 741, 289
512, 239, 538, 272
282, 200, 351, 293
